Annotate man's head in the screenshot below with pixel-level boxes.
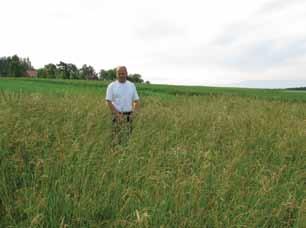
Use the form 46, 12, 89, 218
116, 66, 128, 83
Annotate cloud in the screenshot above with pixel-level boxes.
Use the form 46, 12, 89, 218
205, 0, 306, 76
257, 0, 304, 15
135, 20, 185, 40
221, 38, 306, 72
1, 0, 306, 86
146, 35, 306, 73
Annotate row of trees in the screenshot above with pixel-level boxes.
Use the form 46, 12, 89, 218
99, 69, 145, 83
37, 62, 97, 80
0, 55, 148, 83
38, 63, 146, 83
0, 55, 33, 77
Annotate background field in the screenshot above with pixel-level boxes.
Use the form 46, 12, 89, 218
0, 78, 305, 227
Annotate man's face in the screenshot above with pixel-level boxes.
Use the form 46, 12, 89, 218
117, 67, 127, 83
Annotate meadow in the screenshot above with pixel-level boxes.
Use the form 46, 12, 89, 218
0, 78, 305, 227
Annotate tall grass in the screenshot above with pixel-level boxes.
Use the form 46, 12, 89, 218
0, 83, 305, 227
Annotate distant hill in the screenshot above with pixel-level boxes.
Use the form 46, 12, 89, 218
230, 80, 306, 89
287, 87, 306, 90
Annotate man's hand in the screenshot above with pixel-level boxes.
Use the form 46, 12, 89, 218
133, 100, 140, 112
115, 112, 124, 122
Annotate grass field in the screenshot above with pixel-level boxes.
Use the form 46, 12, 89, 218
0, 77, 306, 227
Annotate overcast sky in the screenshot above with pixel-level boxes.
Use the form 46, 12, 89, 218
1, 0, 306, 87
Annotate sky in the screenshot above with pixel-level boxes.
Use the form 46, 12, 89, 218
1, 0, 306, 88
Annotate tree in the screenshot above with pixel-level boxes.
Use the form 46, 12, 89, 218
23, 57, 33, 70
56, 62, 67, 79
67, 63, 79, 79
99, 68, 116, 81
37, 68, 47, 78
44, 64, 57, 78
56, 61, 78, 79
98, 69, 106, 80
80, 64, 97, 80
10, 55, 22, 77
128, 73, 144, 83
0, 57, 9, 77
0, 56, 149, 82
0, 55, 32, 77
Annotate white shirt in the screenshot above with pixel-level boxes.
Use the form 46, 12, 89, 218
105, 80, 140, 112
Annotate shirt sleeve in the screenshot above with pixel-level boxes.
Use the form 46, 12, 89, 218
105, 84, 113, 101
133, 84, 140, 101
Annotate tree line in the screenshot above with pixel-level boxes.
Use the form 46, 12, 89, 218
0, 55, 33, 77
0, 55, 149, 83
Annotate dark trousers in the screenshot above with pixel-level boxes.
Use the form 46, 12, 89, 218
112, 112, 133, 145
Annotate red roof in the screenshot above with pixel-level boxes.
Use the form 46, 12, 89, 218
26, 70, 37, 77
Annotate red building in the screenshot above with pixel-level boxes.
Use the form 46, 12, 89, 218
25, 69, 37, 77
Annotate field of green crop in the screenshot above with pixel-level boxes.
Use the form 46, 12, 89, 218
0, 77, 305, 227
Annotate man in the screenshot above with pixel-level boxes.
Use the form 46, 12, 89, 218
105, 66, 140, 143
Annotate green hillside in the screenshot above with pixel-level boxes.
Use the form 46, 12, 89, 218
1, 77, 306, 101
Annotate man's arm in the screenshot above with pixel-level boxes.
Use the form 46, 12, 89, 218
106, 100, 124, 121
132, 84, 140, 113
106, 100, 118, 114
133, 100, 140, 112
105, 84, 118, 114
105, 84, 123, 120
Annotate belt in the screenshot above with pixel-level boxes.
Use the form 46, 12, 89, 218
119, 111, 133, 115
